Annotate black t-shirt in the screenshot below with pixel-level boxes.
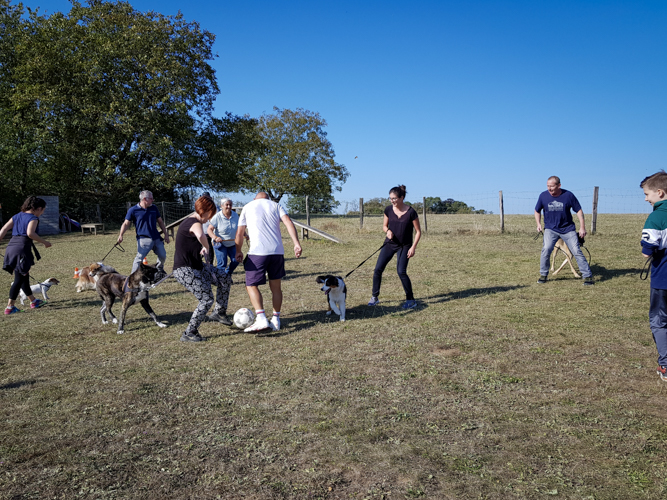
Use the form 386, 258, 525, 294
173, 217, 204, 271
384, 205, 418, 246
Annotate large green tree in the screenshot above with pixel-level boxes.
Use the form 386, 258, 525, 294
0, 0, 221, 215
286, 193, 340, 214
239, 107, 349, 203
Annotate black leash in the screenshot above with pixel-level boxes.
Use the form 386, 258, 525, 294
345, 241, 387, 279
101, 242, 125, 262
641, 255, 653, 281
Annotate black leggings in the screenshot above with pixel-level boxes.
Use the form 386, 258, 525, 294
372, 242, 414, 300
9, 270, 32, 301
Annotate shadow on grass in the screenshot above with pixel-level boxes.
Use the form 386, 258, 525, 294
425, 285, 527, 304
0, 380, 37, 390
590, 264, 642, 282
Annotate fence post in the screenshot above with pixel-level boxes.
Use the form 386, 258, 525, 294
499, 191, 504, 233
359, 198, 364, 229
422, 197, 427, 233
161, 201, 167, 226
592, 186, 599, 235
304, 195, 310, 240
96, 204, 102, 223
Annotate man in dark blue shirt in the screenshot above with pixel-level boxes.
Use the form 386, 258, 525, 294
118, 190, 170, 274
534, 176, 593, 285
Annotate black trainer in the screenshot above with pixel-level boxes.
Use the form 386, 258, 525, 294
208, 311, 232, 326
583, 277, 595, 286
180, 331, 205, 342
537, 275, 547, 284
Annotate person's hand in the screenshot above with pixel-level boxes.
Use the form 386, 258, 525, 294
579, 228, 587, 239
386, 229, 394, 241
407, 246, 416, 258
236, 250, 243, 262
200, 247, 208, 257
536, 224, 542, 233
164, 234, 170, 244
117, 234, 123, 244
43, 240, 52, 248
215, 237, 222, 243
294, 244, 302, 258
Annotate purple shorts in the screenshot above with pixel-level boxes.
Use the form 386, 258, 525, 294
244, 254, 286, 286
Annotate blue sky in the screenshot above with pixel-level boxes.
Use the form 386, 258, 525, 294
27, 0, 666, 213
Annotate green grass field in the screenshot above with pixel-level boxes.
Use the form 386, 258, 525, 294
1, 213, 665, 499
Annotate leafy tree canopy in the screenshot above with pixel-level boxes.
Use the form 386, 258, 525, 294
0, 0, 224, 214
238, 107, 349, 203
286, 193, 340, 214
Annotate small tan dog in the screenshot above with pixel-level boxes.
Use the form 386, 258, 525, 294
550, 239, 580, 277
75, 262, 116, 292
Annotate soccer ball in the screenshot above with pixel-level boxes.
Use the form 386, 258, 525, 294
233, 308, 255, 329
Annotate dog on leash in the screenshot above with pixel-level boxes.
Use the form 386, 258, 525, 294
16, 278, 60, 304
550, 238, 581, 278
75, 262, 117, 292
90, 262, 166, 334
316, 275, 347, 321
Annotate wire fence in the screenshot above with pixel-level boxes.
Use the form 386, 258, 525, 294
334, 187, 651, 216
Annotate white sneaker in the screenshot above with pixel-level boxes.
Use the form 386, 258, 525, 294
244, 317, 271, 333
270, 316, 280, 331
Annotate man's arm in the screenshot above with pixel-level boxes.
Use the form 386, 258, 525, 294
534, 211, 542, 233
575, 209, 586, 238
235, 224, 246, 262
157, 217, 170, 244
281, 214, 302, 258
117, 219, 131, 244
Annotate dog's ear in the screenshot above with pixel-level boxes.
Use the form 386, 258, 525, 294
316, 276, 325, 284
325, 277, 338, 287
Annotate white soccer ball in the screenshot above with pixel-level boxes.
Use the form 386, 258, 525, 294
233, 308, 255, 329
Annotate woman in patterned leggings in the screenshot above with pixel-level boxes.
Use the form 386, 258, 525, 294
173, 196, 233, 342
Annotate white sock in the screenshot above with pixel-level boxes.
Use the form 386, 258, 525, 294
255, 310, 267, 322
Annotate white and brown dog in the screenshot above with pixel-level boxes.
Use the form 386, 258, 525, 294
316, 275, 347, 322
17, 278, 60, 304
75, 262, 116, 292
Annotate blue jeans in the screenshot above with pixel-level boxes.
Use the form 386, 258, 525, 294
540, 229, 591, 278
132, 237, 166, 274
214, 245, 238, 275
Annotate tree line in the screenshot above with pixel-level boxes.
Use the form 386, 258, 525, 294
0, 0, 348, 219
324, 197, 487, 215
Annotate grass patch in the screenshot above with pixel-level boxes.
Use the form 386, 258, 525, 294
0, 214, 664, 498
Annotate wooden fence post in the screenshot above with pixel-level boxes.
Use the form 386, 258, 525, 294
162, 201, 167, 226
422, 196, 427, 233
360, 198, 364, 229
499, 191, 504, 233
96, 204, 102, 223
304, 195, 310, 240
592, 186, 599, 235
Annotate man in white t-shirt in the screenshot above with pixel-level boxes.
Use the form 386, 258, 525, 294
235, 192, 302, 332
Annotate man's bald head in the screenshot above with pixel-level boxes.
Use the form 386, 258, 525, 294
255, 192, 269, 200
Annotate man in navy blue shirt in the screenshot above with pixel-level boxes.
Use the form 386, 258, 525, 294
534, 176, 593, 285
118, 190, 170, 274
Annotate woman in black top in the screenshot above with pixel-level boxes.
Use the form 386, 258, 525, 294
173, 196, 233, 342
368, 185, 422, 309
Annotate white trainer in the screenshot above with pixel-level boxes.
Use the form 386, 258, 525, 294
270, 316, 280, 331
244, 318, 271, 333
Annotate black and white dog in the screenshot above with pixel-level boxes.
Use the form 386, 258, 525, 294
316, 275, 347, 322
16, 278, 60, 304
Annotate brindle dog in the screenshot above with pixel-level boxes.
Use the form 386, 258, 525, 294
90, 263, 167, 334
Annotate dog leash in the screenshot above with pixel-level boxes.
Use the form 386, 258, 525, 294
344, 241, 387, 279
535, 230, 594, 265
641, 255, 653, 281
100, 242, 125, 262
